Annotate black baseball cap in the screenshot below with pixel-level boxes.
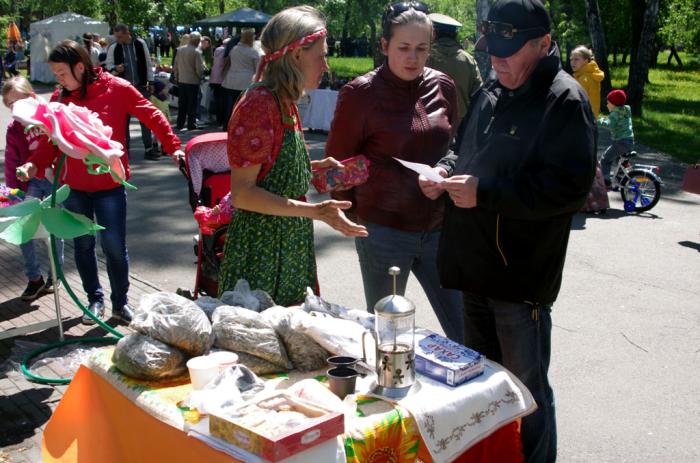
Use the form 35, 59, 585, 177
474, 0, 551, 58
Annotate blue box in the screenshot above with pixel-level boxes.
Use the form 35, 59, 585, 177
415, 333, 485, 387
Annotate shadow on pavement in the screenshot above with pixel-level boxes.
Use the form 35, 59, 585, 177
0, 388, 53, 447
678, 241, 700, 253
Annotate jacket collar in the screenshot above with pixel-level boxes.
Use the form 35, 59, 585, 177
379, 63, 424, 91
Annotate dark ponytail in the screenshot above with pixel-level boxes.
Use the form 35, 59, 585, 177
48, 40, 98, 99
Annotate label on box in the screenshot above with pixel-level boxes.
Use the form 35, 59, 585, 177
415, 333, 485, 387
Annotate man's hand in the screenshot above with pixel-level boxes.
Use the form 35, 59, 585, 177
418, 167, 448, 200
442, 175, 479, 208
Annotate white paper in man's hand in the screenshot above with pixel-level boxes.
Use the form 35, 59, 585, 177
394, 157, 445, 183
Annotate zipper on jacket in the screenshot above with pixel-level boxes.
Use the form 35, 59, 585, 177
495, 213, 508, 266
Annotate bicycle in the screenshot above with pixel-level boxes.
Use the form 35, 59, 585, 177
609, 151, 663, 213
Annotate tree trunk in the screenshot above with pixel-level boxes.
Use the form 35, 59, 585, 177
474, 0, 492, 80
219, 0, 225, 14
627, 0, 660, 117
584, 0, 613, 112
629, 0, 645, 69
622, 49, 628, 64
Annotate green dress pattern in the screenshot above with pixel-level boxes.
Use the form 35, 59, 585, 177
218, 88, 316, 306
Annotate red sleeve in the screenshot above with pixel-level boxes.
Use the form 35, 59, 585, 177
325, 83, 367, 162
123, 83, 182, 154
26, 131, 59, 180
227, 86, 283, 170
326, 83, 367, 204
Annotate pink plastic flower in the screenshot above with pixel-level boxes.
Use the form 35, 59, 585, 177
12, 97, 127, 184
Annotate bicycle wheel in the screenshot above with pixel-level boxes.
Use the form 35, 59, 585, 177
619, 170, 661, 212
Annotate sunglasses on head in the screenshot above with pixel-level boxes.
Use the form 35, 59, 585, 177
480, 20, 545, 39
383, 1, 430, 22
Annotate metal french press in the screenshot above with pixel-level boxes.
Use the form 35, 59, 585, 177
362, 266, 416, 399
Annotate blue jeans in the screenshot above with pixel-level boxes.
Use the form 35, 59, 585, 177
63, 187, 130, 308
461, 292, 556, 463
355, 222, 465, 344
19, 178, 64, 282
601, 138, 633, 180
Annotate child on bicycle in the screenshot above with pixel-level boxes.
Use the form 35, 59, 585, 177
2, 76, 64, 300
599, 89, 634, 187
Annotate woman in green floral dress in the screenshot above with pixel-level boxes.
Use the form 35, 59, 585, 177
218, 6, 367, 306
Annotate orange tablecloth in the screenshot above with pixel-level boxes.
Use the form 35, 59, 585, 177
42, 366, 522, 462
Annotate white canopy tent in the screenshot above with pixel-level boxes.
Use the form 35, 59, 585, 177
30, 12, 109, 83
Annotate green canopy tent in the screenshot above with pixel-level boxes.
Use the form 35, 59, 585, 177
193, 7, 271, 28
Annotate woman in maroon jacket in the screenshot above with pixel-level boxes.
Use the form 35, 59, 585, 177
21, 41, 184, 325
325, 2, 464, 343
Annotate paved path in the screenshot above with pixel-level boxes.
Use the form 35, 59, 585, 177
1, 84, 699, 462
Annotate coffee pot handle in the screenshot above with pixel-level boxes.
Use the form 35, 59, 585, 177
361, 330, 377, 364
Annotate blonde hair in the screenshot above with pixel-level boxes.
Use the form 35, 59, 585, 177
260, 6, 326, 102
179, 34, 190, 47
2, 76, 34, 107
241, 28, 256, 46
572, 45, 594, 62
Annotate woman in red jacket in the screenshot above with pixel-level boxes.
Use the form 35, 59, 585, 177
325, 2, 465, 343
21, 40, 183, 325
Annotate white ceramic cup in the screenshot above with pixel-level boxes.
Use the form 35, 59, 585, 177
208, 351, 239, 372
186, 356, 219, 390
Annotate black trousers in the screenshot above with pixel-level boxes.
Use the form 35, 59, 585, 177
176, 83, 199, 130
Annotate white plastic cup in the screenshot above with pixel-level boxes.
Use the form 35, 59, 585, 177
187, 356, 219, 390
208, 351, 239, 372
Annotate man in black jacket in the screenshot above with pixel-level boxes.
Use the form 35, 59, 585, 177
419, 1, 595, 461
106, 24, 159, 160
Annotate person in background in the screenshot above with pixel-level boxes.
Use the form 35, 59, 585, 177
148, 80, 171, 157
18, 41, 184, 325
97, 38, 108, 68
419, 1, 596, 460
2, 76, 64, 300
173, 32, 205, 132
221, 27, 262, 129
427, 13, 482, 121
218, 6, 366, 306
209, 37, 230, 126
599, 89, 634, 186
325, 2, 466, 343
82, 32, 100, 67
161, 32, 171, 58
4, 42, 19, 77
570, 44, 604, 118
106, 24, 159, 160
200, 36, 213, 70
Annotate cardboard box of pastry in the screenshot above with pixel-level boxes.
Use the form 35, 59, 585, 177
209, 391, 344, 461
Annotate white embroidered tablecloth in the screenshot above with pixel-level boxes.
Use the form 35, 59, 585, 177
399, 360, 536, 463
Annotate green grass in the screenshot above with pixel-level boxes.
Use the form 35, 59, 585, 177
608, 52, 700, 164
328, 57, 374, 79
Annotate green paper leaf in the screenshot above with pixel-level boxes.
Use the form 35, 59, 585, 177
0, 212, 41, 245
83, 154, 138, 191
40, 185, 72, 207
41, 208, 104, 239
0, 198, 41, 218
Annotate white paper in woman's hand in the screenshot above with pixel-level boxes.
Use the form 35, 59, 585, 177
394, 157, 445, 183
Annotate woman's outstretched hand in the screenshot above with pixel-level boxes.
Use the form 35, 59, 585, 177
313, 200, 368, 237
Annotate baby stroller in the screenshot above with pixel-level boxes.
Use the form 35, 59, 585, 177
178, 132, 231, 298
